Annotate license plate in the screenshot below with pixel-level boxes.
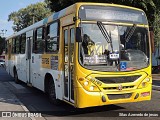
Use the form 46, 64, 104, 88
141, 92, 150, 97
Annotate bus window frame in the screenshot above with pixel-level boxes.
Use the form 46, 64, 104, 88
33, 26, 45, 54
12, 37, 20, 54
15, 36, 21, 54
19, 33, 26, 54
45, 20, 60, 54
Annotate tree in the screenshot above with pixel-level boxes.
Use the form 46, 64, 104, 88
45, 0, 155, 13
0, 36, 5, 55
8, 2, 51, 32
153, 10, 160, 46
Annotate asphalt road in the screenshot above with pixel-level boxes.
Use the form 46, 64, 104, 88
0, 67, 159, 120
153, 80, 160, 86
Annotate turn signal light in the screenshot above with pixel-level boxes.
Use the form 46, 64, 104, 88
79, 77, 85, 81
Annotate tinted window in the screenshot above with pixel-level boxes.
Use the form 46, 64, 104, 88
12, 38, 15, 53
20, 33, 26, 54
33, 27, 44, 53
15, 36, 20, 53
46, 22, 59, 53
12, 37, 20, 54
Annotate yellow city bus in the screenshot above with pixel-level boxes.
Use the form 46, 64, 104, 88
5, 2, 152, 108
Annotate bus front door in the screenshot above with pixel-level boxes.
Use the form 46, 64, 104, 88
63, 26, 75, 103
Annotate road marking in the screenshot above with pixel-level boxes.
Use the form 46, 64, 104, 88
152, 85, 160, 88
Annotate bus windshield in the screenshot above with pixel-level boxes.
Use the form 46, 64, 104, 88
79, 23, 149, 71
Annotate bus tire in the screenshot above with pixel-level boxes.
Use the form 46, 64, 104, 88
48, 78, 60, 105
14, 70, 20, 84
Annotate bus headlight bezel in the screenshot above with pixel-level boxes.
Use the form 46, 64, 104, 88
78, 77, 100, 92
138, 77, 151, 88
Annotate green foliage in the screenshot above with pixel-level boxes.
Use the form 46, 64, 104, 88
153, 10, 160, 46
153, 0, 160, 46
8, 2, 51, 32
45, 0, 155, 13
0, 36, 5, 55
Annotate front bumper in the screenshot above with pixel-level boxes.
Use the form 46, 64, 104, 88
76, 84, 151, 108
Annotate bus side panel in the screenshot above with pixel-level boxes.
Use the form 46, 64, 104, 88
5, 40, 12, 75
18, 54, 27, 82
10, 55, 18, 78
31, 64, 63, 101
35, 54, 63, 100
31, 54, 44, 91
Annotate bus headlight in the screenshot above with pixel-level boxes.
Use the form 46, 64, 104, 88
84, 81, 89, 86
90, 86, 94, 91
78, 77, 100, 92
145, 78, 150, 82
138, 77, 151, 88
142, 82, 146, 87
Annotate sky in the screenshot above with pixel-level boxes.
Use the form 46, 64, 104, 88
0, 0, 44, 37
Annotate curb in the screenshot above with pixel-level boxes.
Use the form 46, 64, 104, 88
152, 85, 160, 91
7, 82, 46, 120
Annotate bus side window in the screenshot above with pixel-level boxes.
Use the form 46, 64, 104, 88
33, 27, 45, 53
12, 38, 15, 54
19, 33, 26, 54
46, 22, 59, 53
15, 36, 20, 54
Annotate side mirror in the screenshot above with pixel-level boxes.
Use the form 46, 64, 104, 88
76, 27, 82, 42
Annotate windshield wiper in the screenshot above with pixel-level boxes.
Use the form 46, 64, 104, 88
97, 21, 113, 52
125, 24, 137, 42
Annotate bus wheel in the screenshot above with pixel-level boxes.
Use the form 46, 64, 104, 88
14, 70, 20, 84
48, 78, 60, 105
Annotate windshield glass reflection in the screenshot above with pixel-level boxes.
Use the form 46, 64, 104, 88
79, 23, 149, 71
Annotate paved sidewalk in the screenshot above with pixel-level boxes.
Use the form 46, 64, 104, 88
0, 82, 24, 111
0, 67, 26, 112
0, 67, 45, 120
0, 81, 32, 119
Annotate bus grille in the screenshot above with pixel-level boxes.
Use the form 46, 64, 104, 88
107, 93, 132, 100
103, 85, 134, 90
96, 75, 141, 84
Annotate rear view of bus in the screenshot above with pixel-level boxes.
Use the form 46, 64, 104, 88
74, 3, 151, 108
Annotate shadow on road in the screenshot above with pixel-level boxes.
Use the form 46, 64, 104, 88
153, 80, 160, 86
40, 104, 125, 117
